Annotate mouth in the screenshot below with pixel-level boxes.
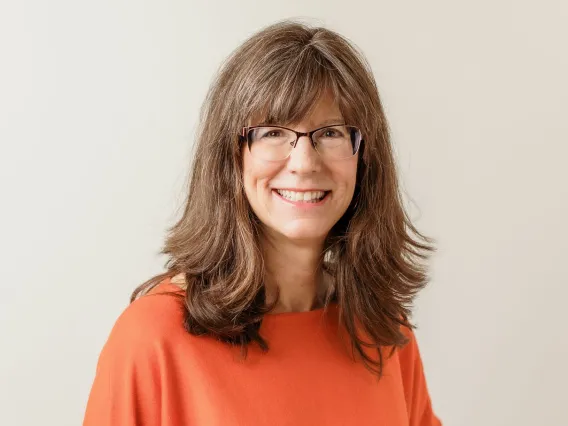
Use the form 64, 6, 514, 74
272, 189, 331, 205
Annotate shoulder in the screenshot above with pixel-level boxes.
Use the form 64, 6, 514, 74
84, 280, 188, 424
395, 325, 442, 424
102, 281, 187, 358
395, 324, 432, 391
397, 325, 420, 361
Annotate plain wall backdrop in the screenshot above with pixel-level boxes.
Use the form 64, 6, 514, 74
1, 1, 567, 425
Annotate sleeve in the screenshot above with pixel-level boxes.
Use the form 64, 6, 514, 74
398, 326, 442, 426
83, 303, 163, 426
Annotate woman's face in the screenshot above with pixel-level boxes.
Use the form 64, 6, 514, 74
242, 94, 359, 242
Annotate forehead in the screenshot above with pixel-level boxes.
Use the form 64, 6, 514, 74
300, 92, 343, 126
249, 90, 343, 127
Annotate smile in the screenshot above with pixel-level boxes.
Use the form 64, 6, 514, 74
272, 189, 331, 205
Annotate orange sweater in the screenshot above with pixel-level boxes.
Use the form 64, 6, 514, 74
84, 278, 441, 425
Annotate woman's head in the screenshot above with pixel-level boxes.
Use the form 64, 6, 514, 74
189, 20, 390, 245
134, 20, 435, 378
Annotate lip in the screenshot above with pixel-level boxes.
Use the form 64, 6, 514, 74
272, 189, 331, 208
272, 188, 331, 192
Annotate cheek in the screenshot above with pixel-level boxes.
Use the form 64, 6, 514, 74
336, 159, 358, 190
242, 153, 279, 201
335, 161, 358, 209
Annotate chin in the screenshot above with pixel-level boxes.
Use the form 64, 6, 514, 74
274, 222, 330, 242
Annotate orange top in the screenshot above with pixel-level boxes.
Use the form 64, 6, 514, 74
83, 278, 442, 425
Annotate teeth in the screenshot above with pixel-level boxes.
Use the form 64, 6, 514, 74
276, 190, 326, 202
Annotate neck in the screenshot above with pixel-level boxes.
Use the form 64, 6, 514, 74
261, 229, 331, 314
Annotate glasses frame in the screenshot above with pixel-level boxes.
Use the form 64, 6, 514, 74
238, 123, 363, 161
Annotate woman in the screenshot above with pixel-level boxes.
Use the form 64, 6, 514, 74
84, 20, 442, 425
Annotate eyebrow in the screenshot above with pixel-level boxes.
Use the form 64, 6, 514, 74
317, 118, 345, 126
257, 118, 345, 127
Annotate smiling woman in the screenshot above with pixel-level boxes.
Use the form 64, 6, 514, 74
83, 19, 442, 426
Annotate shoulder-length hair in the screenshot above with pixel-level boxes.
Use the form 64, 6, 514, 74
132, 20, 436, 378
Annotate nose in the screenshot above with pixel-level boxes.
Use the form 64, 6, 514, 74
286, 135, 322, 174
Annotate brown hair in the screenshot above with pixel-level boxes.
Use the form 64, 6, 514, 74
132, 20, 436, 378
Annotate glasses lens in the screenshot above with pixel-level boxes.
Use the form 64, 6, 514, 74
248, 127, 295, 161
313, 125, 361, 159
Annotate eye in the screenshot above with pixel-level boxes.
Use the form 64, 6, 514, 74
265, 130, 282, 137
322, 128, 343, 138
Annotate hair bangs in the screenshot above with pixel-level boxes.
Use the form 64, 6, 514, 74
245, 51, 341, 127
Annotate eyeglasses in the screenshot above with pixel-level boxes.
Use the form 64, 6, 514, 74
239, 124, 363, 161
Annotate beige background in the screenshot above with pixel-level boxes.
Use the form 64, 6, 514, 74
1, 1, 567, 425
